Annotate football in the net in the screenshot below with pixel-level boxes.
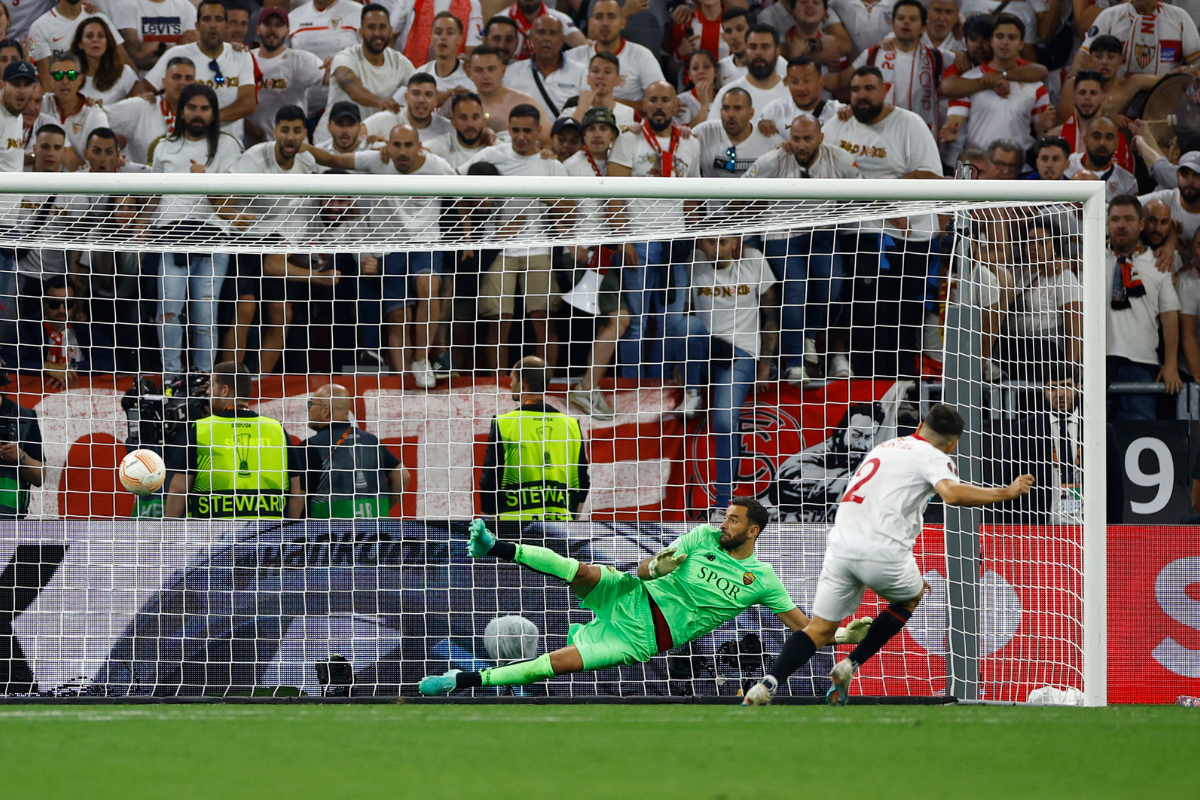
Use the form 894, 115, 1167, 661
119, 449, 166, 495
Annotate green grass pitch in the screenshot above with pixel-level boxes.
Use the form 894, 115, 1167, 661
2, 703, 1197, 798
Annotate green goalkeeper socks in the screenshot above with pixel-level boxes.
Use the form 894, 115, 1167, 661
480, 653, 556, 687
514, 544, 580, 583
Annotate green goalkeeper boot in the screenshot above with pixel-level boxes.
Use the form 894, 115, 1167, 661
419, 670, 461, 696
468, 518, 496, 558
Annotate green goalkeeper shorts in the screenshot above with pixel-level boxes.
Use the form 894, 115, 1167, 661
569, 566, 660, 671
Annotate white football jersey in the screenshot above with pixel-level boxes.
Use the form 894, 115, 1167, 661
826, 434, 959, 560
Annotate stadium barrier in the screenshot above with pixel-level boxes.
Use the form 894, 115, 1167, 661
1, 519, 1193, 703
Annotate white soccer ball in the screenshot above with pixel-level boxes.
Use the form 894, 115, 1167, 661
483, 615, 540, 664
119, 449, 166, 495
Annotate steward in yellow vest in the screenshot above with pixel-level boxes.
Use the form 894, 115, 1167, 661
479, 356, 590, 521
164, 362, 303, 519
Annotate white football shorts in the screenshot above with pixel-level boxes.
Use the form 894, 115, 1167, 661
811, 552, 925, 622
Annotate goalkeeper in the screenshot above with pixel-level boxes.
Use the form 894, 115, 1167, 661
419, 497, 871, 694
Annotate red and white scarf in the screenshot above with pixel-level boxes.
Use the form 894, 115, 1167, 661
404, 0, 472, 64
641, 120, 681, 177
867, 43, 942, 133
509, 2, 546, 61
160, 97, 176, 131
1123, 2, 1177, 74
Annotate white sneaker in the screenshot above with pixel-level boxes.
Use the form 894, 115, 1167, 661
829, 354, 852, 378
411, 359, 437, 389
682, 389, 703, 418
804, 337, 819, 366
742, 675, 778, 706
569, 389, 615, 421
784, 365, 809, 387
590, 389, 615, 419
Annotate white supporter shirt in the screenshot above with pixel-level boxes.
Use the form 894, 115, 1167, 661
829, 0, 894, 56
0, 103, 23, 223
694, 120, 776, 178
564, 101, 636, 128
502, 58, 586, 116
1139, 188, 1200, 241
418, 59, 476, 94
392, 0, 484, 61
322, 45, 415, 130
106, 96, 172, 165
148, 133, 243, 227
947, 66, 1049, 152
363, 108, 453, 142
759, 96, 842, 138
744, 143, 861, 239
1081, 2, 1200, 76
425, 131, 488, 170
28, 8, 122, 62
145, 42, 256, 140
497, 5, 579, 60
565, 40, 664, 104
290, 0, 363, 110
250, 47, 328, 135
562, 148, 608, 238
312, 136, 370, 172
828, 435, 959, 559
1106, 247, 1180, 365
821, 107, 942, 240
606, 126, 702, 237
1177, 266, 1200, 374
923, 31, 966, 59
717, 54, 787, 86
2, 0, 54, 39
458, 143, 568, 255
713, 77, 792, 125
1010, 267, 1082, 336
81, 66, 138, 107
690, 248, 776, 359
38, 95, 109, 158
1064, 152, 1138, 200
105, 0, 196, 46
851, 45, 944, 133
960, 0, 1039, 45
229, 141, 319, 237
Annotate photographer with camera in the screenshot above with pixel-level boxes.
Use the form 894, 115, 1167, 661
0, 371, 45, 519
163, 361, 303, 520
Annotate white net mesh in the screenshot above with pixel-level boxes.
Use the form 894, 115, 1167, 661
0, 176, 1101, 702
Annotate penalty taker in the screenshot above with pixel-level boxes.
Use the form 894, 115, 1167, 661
743, 404, 1034, 707
419, 498, 872, 695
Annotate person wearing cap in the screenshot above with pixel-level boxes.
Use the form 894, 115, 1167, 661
560, 51, 635, 129
246, 7, 327, 144
1140, 151, 1200, 254
0, 60, 37, 340
106, 55, 196, 166
502, 14, 586, 120
549, 116, 581, 162
563, 106, 627, 421
314, 100, 369, 172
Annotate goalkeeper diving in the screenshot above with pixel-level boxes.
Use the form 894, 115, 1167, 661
419, 497, 871, 695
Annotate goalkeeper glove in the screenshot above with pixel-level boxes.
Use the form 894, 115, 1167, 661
834, 616, 873, 645
646, 547, 687, 579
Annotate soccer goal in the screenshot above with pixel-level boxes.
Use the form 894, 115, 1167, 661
0, 172, 1106, 705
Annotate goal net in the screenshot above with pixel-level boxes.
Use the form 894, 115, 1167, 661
0, 173, 1106, 705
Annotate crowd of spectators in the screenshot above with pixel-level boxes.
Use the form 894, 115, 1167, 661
0, 0, 1197, 444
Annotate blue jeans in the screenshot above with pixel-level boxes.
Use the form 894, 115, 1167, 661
1107, 356, 1159, 420
765, 232, 840, 370
685, 316, 756, 508
382, 251, 440, 315
618, 241, 672, 379
158, 251, 229, 377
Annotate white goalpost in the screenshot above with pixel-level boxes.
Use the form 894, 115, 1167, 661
0, 173, 1107, 705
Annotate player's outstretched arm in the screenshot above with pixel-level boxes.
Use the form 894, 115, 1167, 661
936, 474, 1034, 507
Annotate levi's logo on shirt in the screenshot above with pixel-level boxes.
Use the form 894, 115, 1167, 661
142, 16, 183, 41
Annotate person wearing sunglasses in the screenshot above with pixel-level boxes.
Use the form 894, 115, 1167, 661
8, 275, 114, 390
694, 87, 773, 178
37, 50, 109, 172
27, 0, 124, 90
135, 0, 257, 141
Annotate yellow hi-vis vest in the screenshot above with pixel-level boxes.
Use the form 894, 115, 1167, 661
189, 412, 289, 519
495, 408, 583, 521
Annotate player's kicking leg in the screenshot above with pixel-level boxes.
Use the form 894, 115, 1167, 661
418, 519, 618, 696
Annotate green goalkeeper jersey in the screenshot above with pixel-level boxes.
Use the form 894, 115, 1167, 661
643, 525, 797, 647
